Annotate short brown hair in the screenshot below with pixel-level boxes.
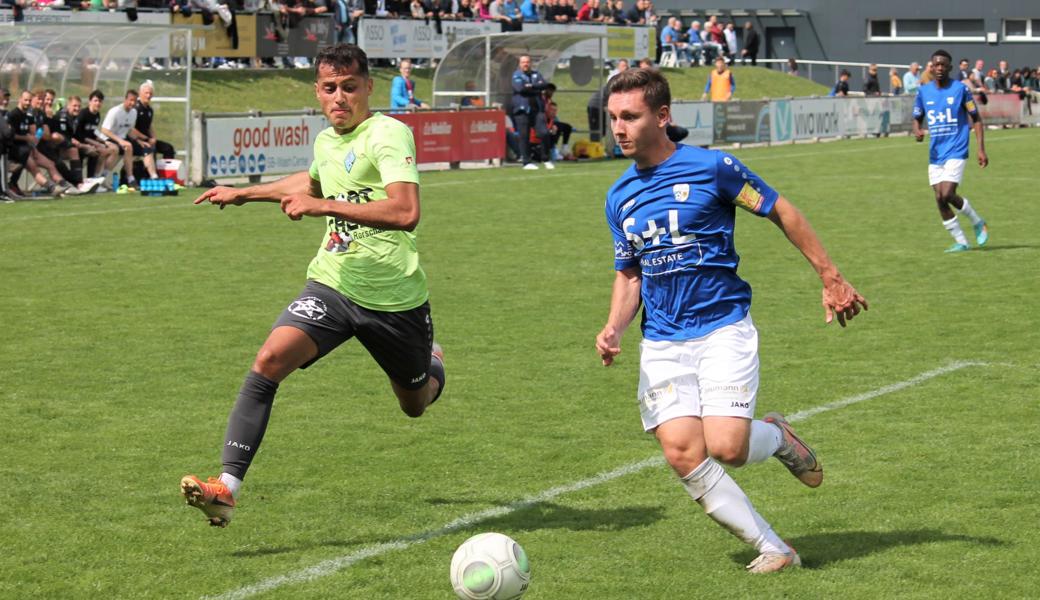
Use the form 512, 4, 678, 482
607, 68, 671, 111
315, 43, 369, 79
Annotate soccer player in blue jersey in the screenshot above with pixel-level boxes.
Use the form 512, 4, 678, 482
913, 49, 990, 253
596, 68, 867, 574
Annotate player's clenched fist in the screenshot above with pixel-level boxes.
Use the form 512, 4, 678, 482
280, 195, 329, 221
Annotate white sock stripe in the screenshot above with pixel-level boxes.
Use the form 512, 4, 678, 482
205, 360, 986, 600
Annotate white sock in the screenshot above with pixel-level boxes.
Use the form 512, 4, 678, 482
219, 472, 243, 498
746, 420, 783, 465
681, 458, 789, 555
942, 216, 968, 246
956, 197, 984, 225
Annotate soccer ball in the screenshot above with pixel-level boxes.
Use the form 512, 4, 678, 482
449, 532, 531, 600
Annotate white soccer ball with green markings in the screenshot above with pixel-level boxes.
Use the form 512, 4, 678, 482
450, 532, 531, 600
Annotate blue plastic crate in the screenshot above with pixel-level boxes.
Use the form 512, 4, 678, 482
139, 178, 179, 196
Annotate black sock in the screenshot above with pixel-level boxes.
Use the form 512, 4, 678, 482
69, 160, 83, 185
221, 370, 279, 480
428, 355, 445, 405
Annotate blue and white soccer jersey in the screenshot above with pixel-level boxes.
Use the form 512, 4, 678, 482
605, 145, 780, 430
913, 80, 979, 185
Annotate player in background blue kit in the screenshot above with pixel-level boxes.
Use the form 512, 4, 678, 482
913, 49, 990, 253
595, 68, 867, 574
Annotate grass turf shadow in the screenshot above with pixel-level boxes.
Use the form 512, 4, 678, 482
728, 528, 1006, 569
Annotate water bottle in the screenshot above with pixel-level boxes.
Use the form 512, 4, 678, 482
112, 171, 120, 190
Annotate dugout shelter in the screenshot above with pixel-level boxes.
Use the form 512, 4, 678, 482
0, 23, 198, 175
431, 32, 607, 113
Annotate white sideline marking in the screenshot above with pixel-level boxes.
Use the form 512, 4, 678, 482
206, 360, 984, 600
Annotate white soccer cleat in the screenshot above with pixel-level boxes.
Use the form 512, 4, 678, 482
543, 161, 555, 169
522, 163, 539, 170
746, 547, 801, 573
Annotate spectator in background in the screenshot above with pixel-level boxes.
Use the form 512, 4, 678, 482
132, 81, 176, 179
971, 59, 984, 83
29, 91, 77, 194
919, 61, 934, 85
863, 64, 881, 96
334, 0, 365, 44
996, 60, 1010, 91
623, 0, 644, 24
983, 68, 997, 92
511, 54, 551, 170
690, 21, 722, 65
1009, 68, 1032, 115
390, 59, 430, 111
787, 57, 798, 76
701, 55, 734, 102
903, 62, 921, 95
575, 0, 598, 22
535, 100, 571, 161
476, 0, 491, 20
55, 96, 101, 193
741, 22, 759, 66
553, 0, 576, 22
98, 89, 155, 190
831, 69, 850, 97
38, 90, 81, 192
706, 16, 726, 60
0, 88, 10, 117
457, 0, 473, 18
889, 67, 902, 95
6, 90, 60, 197
609, 0, 625, 25
660, 17, 691, 65
957, 58, 971, 81
408, 0, 424, 18
520, 0, 538, 22
73, 90, 118, 189
723, 22, 738, 63
638, 57, 654, 70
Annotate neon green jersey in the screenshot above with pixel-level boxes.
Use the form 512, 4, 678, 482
306, 113, 427, 312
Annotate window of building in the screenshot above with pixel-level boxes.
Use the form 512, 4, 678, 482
867, 18, 987, 41
870, 20, 892, 38
1004, 18, 1040, 40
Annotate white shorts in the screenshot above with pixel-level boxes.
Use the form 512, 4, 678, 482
636, 315, 759, 432
928, 159, 965, 186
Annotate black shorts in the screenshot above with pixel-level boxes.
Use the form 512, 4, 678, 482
8, 143, 31, 164
130, 139, 155, 157
273, 280, 434, 390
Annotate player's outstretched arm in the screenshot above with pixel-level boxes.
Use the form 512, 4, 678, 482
596, 267, 642, 366
194, 171, 317, 210
767, 196, 868, 327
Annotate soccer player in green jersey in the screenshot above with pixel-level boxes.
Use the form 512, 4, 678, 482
181, 44, 446, 528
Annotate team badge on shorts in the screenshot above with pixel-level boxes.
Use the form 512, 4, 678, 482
288, 297, 328, 321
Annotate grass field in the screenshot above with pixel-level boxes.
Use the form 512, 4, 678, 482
1, 129, 1038, 599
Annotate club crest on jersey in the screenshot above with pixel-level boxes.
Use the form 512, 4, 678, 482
947, 96, 955, 105
672, 183, 690, 202
344, 149, 356, 173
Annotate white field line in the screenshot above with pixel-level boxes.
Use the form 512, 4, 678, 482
5, 130, 1034, 223
206, 359, 984, 600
